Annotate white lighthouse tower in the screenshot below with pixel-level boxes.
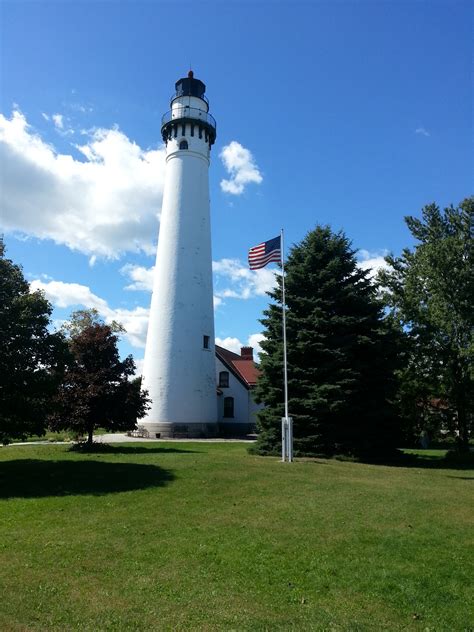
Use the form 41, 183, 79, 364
141, 71, 218, 438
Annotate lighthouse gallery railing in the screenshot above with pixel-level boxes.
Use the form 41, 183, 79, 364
161, 107, 216, 132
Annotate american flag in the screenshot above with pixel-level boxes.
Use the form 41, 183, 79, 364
248, 235, 281, 270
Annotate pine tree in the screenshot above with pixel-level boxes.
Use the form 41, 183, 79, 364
254, 226, 402, 458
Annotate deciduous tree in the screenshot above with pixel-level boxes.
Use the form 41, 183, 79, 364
379, 198, 473, 452
50, 310, 149, 445
0, 240, 67, 444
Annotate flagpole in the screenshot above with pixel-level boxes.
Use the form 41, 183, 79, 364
281, 229, 289, 420
280, 228, 292, 462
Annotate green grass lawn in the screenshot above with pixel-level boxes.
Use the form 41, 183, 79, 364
0, 443, 472, 631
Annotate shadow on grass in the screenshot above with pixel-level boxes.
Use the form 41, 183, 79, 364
446, 476, 474, 481
0, 459, 175, 499
353, 451, 474, 471
70, 443, 203, 455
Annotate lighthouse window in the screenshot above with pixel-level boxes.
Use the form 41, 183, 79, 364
179, 140, 188, 150
219, 371, 229, 388
203, 335, 210, 349
223, 397, 234, 418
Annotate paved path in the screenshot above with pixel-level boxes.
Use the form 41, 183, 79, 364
95, 433, 255, 443
5, 434, 256, 446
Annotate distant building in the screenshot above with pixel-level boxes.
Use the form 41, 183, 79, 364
215, 345, 262, 435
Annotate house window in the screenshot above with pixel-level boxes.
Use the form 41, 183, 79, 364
203, 335, 210, 349
219, 371, 229, 388
223, 397, 234, 418
179, 140, 188, 150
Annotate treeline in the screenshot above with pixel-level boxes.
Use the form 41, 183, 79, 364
1, 198, 472, 455
0, 239, 149, 446
254, 197, 473, 457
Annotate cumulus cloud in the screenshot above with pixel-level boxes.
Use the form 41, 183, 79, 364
30, 275, 266, 360
30, 279, 108, 311
30, 278, 149, 349
119, 259, 275, 307
0, 109, 165, 258
213, 258, 277, 300
357, 249, 390, 278
247, 333, 265, 357
215, 336, 243, 354
121, 263, 155, 291
119, 251, 384, 306
220, 141, 262, 195
216, 332, 265, 358
415, 127, 430, 137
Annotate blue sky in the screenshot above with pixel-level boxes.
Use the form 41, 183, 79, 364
1, 1, 472, 366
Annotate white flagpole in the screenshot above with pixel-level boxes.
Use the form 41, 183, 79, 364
280, 228, 292, 462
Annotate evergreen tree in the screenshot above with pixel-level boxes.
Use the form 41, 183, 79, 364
0, 239, 67, 444
50, 310, 150, 445
379, 198, 473, 452
254, 226, 402, 457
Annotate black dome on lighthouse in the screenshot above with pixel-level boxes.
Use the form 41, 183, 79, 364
174, 70, 207, 101
162, 70, 216, 146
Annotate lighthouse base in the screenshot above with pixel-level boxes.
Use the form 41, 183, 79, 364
141, 421, 218, 439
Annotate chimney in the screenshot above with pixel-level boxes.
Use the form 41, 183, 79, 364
240, 346, 253, 360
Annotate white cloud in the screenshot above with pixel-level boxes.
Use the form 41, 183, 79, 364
121, 263, 155, 291
109, 306, 150, 349
119, 259, 273, 308
134, 357, 145, 377
30, 279, 149, 349
357, 249, 390, 278
30, 279, 109, 311
41, 113, 50, 121
117, 252, 386, 308
215, 336, 242, 354
52, 114, 64, 130
220, 141, 262, 195
30, 276, 266, 360
247, 333, 265, 357
213, 258, 277, 300
0, 109, 166, 258
216, 332, 265, 358
415, 127, 430, 137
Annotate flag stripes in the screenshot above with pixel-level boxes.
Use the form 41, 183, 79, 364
248, 236, 281, 270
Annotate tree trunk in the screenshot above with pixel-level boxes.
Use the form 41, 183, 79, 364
87, 426, 94, 446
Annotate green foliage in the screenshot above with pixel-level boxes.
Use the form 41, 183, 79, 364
62, 308, 124, 338
254, 226, 402, 457
0, 240, 68, 444
379, 198, 474, 451
50, 310, 150, 444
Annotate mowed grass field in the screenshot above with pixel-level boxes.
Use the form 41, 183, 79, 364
0, 443, 472, 631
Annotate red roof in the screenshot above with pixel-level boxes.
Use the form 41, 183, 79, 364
215, 344, 260, 388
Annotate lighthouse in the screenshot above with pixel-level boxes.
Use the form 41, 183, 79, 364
141, 71, 218, 438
